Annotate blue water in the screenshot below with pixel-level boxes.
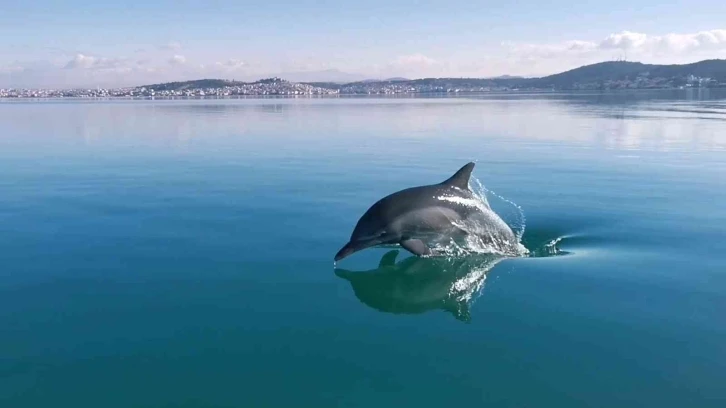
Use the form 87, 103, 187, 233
1, 91, 725, 407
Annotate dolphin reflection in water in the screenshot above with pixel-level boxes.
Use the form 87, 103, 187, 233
334, 249, 506, 323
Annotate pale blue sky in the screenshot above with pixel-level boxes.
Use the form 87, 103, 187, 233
2, 0, 726, 87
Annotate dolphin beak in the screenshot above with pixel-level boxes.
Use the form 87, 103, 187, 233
334, 242, 359, 262
334, 239, 375, 262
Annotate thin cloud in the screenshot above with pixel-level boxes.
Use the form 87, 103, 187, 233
215, 59, 246, 70
379, 53, 445, 77
602, 29, 726, 53
504, 29, 726, 59
390, 53, 438, 68
159, 41, 182, 51
0, 63, 24, 74
64, 53, 130, 70
169, 55, 187, 65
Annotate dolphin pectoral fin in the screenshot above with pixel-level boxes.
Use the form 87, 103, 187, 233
400, 239, 431, 257
378, 250, 399, 268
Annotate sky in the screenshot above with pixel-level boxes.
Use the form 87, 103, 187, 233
2, 0, 726, 88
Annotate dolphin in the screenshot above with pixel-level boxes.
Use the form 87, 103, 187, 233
335, 250, 504, 322
334, 162, 520, 262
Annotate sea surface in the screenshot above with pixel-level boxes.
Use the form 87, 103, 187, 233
1, 90, 725, 407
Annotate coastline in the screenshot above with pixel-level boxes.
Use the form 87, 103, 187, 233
1, 87, 721, 102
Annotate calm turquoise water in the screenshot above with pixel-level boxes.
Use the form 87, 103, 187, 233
1, 91, 725, 407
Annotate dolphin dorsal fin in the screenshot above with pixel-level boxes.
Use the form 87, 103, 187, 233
441, 162, 475, 190
378, 250, 399, 268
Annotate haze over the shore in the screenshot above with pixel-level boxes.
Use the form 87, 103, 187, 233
2, 1, 726, 88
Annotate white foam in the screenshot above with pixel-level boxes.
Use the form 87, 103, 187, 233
436, 194, 486, 210
431, 179, 529, 258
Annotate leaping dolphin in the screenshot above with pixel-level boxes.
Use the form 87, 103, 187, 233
334, 162, 520, 262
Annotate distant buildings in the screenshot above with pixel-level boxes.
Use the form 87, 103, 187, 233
1, 73, 725, 99
337, 82, 507, 94
564, 74, 721, 91
0, 78, 339, 99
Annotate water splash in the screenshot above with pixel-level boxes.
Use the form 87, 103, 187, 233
447, 259, 493, 306
471, 177, 527, 241
526, 236, 572, 257
423, 177, 529, 258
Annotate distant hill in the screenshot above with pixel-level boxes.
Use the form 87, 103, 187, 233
273, 69, 367, 83
138, 59, 726, 93
140, 78, 247, 91
488, 75, 525, 79
328, 60, 726, 91
347, 77, 410, 84
534, 61, 652, 87
140, 77, 295, 91
526, 59, 726, 89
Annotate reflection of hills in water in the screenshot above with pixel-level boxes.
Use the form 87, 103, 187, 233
6, 93, 726, 152
335, 250, 505, 323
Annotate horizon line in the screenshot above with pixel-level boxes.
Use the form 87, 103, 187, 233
3, 57, 726, 91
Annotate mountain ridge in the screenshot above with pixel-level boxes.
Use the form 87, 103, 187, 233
138, 59, 726, 93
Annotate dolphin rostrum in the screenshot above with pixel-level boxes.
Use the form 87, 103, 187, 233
334, 162, 520, 262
